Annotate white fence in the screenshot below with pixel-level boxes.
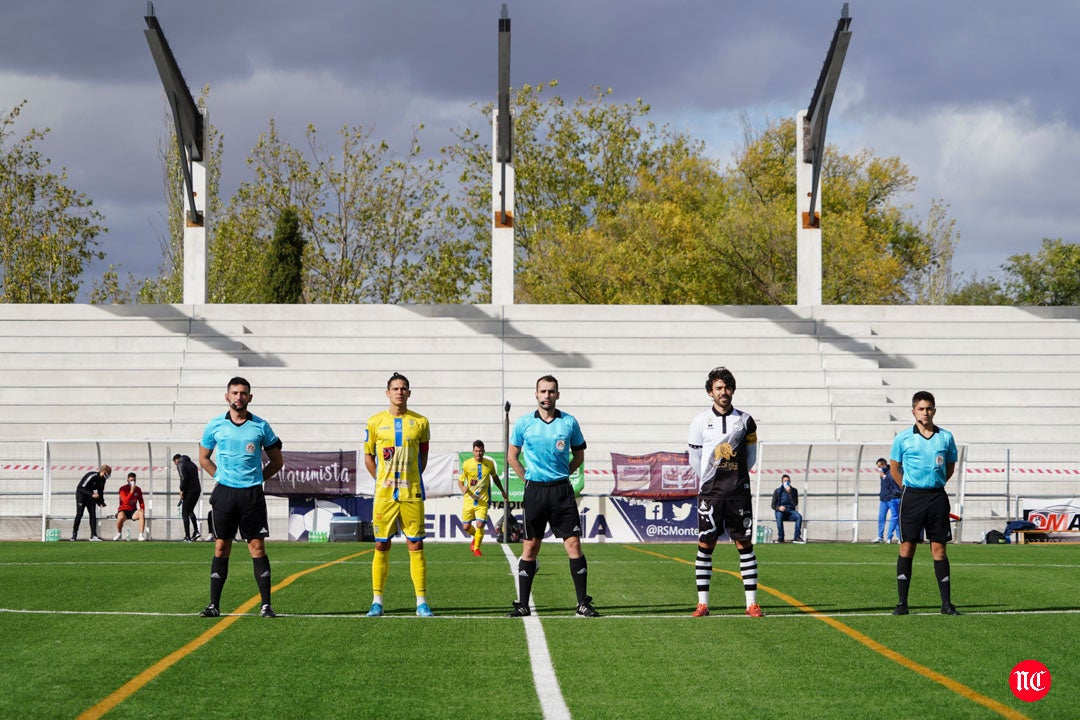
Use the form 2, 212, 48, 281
2, 440, 1078, 542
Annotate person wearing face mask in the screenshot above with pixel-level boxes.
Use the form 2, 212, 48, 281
771, 474, 805, 544
114, 472, 148, 541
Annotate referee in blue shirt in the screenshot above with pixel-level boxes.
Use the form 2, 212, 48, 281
506, 375, 598, 618
889, 390, 959, 616
197, 377, 284, 618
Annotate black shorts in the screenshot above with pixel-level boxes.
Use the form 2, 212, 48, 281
118, 509, 138, 520
898, 487, 952, 543
522, 480, 581, 540
209, 484, 269, 541
697, 493, 753, 543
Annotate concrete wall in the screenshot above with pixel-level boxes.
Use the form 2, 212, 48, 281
2, 303, 1079, 462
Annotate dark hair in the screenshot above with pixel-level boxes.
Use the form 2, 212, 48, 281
172, 454, 182, 462
127, 472, 137, 480
536, 374, 559, 391
705, 366, 736, 392
387, 372, 410, 390
472, 439, 485, 450
912, 390, 936, 407
227, 376, 251, 392
781, 474, 791, 482
876, 457, 887, 464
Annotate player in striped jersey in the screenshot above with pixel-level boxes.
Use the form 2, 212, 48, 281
687, 366, 763, 618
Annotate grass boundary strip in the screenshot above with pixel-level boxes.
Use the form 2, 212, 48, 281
625, 545, 1031, 720
77, 548, 373, 720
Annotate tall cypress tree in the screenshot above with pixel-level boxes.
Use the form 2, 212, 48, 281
262, 206, 304, 303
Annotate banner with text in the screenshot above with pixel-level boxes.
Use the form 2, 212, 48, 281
1022, 497, 1080, 538
610, 451, 697, 499
265, 450, 358, 497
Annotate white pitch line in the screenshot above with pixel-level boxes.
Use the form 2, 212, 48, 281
3, 606, 1078, 620
500, 544, 572, 720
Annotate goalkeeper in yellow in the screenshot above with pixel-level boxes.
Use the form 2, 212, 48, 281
364, 372, 432, 618
458, 440, 506, 556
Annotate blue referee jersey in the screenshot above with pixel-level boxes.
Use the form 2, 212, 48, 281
200, 412, 282, 488
510, 409, 586, 483
890, 425, 957, 489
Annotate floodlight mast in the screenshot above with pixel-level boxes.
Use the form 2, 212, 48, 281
143, 1, 209, 305
796, 3, 852, 306
491, 4, 515, 305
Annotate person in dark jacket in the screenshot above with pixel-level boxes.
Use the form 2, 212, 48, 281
174, 453, 202, 541
771, 474, 805, 543
72, 464, 111, 541
874, 458, 902, 543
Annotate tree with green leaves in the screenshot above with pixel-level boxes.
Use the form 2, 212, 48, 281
262, 206, 304, 303
0, 101, 106, 302
947, 239, 1080, 306
445, 82, 723, 303
446, 94, 953, 305
209, 120, 478, 304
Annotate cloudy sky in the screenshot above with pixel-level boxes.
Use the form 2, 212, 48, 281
2, 0, 1077, 298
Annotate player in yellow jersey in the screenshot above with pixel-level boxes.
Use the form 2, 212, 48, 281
458, 439, 506, 557
363, 372, 433, 618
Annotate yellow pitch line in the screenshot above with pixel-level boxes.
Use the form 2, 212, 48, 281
78, 549, 373, 720
624, 545, 1030, 720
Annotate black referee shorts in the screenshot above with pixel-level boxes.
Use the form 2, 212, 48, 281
898, 486, 952, 543
522, 479, 582, 540
209, 484, 270, 541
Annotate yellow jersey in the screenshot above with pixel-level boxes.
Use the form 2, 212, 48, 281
364, 410, 430, 501
460, 456, 499, 504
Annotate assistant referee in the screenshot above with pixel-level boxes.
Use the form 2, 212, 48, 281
889, 390, 959, 616
197, 376, 284, 619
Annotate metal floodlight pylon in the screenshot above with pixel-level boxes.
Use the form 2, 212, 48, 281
803, 2, 852, 229
491, 4, 515, 305
796, 3, 853, 307
143, 0, 204, 226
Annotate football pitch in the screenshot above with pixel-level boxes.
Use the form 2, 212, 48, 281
0, 540, 1075, 719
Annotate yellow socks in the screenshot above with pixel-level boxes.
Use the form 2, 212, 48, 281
409, 548, 427, 597
372, 548, 389, 595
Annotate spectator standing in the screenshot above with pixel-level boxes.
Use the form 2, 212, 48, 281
874, 458, 901, 543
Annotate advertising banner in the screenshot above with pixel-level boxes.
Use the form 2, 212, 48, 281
610, 451, 697, 499
265, 450, 357, 497
1022, 497, 1080, 539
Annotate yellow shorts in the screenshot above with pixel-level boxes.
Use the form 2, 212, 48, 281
372, 498, 426, 541
461, 499, 489, 524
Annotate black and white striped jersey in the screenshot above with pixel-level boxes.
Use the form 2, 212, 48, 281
687, 406, 758, 497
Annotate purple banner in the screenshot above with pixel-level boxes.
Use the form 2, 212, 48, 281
265, 450, 358, 497
610, 451, 698, 499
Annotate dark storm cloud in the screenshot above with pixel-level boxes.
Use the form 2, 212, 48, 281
1, 0, 1078, 287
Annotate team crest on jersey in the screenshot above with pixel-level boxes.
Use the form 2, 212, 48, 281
383, 447, 395, 461
936, 454, 945, 466
713, 442, 734, 460
556, 439, 566, 451
245, 443, 256, 454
